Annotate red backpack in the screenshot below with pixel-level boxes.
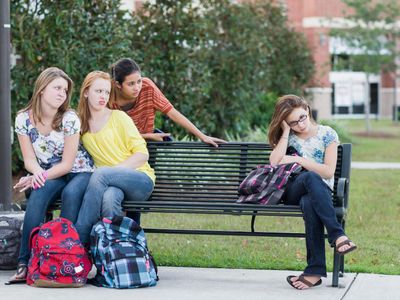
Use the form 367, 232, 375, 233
27, 217, 92, 287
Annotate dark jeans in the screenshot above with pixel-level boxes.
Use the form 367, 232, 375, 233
283, 171, 345, 277
18, 172, 92, 264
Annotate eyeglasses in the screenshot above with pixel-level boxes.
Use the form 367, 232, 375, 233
287, 114, 308, 127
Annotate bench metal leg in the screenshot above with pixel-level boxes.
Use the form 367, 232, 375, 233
340, 254, 345, 277
332, 250, 340, 287
45, 211, 53, 222
251, 212, 257, 232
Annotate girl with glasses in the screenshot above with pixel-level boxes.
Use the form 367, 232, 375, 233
268, 95, 357, 290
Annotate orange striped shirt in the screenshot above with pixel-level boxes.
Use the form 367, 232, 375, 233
112, 77, 173, 134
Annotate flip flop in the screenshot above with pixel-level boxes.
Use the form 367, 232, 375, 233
335, 239, 357, 255
4, 263, 27, 285
286, 275, 322, 290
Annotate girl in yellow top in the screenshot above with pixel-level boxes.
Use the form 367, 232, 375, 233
74, 71, 154, 244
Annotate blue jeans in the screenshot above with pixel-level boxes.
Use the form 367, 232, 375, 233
18, 172, 91, 264
75, 167, 154, 244
283, 171, 345, 277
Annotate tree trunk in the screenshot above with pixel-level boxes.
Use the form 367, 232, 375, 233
365, 73, 371, 133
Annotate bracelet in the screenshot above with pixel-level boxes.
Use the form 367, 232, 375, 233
281, 136, 289, 139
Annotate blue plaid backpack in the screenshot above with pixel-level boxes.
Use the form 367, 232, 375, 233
89, 216, 158, 289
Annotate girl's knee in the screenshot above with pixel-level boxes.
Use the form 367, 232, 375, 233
103, 187, 124, 203
90, 167, 112, 182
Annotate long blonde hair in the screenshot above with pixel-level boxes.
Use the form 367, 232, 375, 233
78, 71, 111, 135
21, 67, 73, 131
268, 95, 313, 147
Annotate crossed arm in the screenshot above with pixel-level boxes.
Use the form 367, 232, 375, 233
269, 122, 337, 179
14, 133, 79, 191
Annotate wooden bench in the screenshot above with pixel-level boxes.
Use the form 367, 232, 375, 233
126, 141, 352, 287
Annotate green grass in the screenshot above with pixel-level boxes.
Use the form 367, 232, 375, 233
141, 119, 400, 274
142, 169, 400, 275
328, 119, 400, 162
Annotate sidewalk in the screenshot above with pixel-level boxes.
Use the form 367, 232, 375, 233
352, 162, 400, 169
1, 267, 399, 300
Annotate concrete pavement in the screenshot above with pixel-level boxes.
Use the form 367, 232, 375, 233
352, 162, 400, 169
1, 267, 399, 300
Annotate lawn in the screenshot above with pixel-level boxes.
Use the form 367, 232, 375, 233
142, 169, 400, 275
333, 119, 400, 162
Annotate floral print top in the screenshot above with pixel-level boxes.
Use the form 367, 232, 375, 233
15, 110, 94, 173
288, 125, 339, 189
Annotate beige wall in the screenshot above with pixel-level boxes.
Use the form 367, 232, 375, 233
306, 88, 332, 120
381, 88, 400, 119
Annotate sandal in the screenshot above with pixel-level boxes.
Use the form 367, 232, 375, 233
4, 262, 28, 285
335, 239, 357, 255
286, 275, 322, 290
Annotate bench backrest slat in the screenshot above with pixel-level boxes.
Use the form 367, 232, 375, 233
147, 142, 351, 207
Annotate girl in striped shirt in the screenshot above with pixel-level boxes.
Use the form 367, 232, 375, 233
109, 58, 226, 147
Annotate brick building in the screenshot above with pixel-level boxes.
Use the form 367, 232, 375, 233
281, 0, 399, 120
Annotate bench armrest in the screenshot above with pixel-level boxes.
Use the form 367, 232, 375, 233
335, 177, 348, 207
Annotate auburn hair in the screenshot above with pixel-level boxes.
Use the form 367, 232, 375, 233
78, 71, 111, 135
268, 95, 313, 147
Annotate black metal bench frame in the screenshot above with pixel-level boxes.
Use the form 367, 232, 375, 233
124, 141, 352, 287
39, 141, 351, 287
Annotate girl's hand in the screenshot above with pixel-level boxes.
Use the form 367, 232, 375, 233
200, 135, 227, 148
31, 170, 47, 189
145, 133, 171, 141
13, 176, 33, 192
280, 155, 303, 165
281, 120, 290, 132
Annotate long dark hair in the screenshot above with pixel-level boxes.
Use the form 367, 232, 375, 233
109, 58, 141, 105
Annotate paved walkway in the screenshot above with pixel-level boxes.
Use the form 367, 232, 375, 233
3, 161, 399, 299
1, 267, 399, 300
352, 162, 400, 169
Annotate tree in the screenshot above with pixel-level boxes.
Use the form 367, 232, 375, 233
330, 0, 400, 131
10, 0, 315, 172
132, 0, 314, 137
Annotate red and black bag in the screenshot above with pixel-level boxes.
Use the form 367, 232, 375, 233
27, 217, 92, 288
237, 162, 303, 205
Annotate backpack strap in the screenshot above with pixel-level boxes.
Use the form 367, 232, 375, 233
28, 226, 40, 251
87, 274, 108, 287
